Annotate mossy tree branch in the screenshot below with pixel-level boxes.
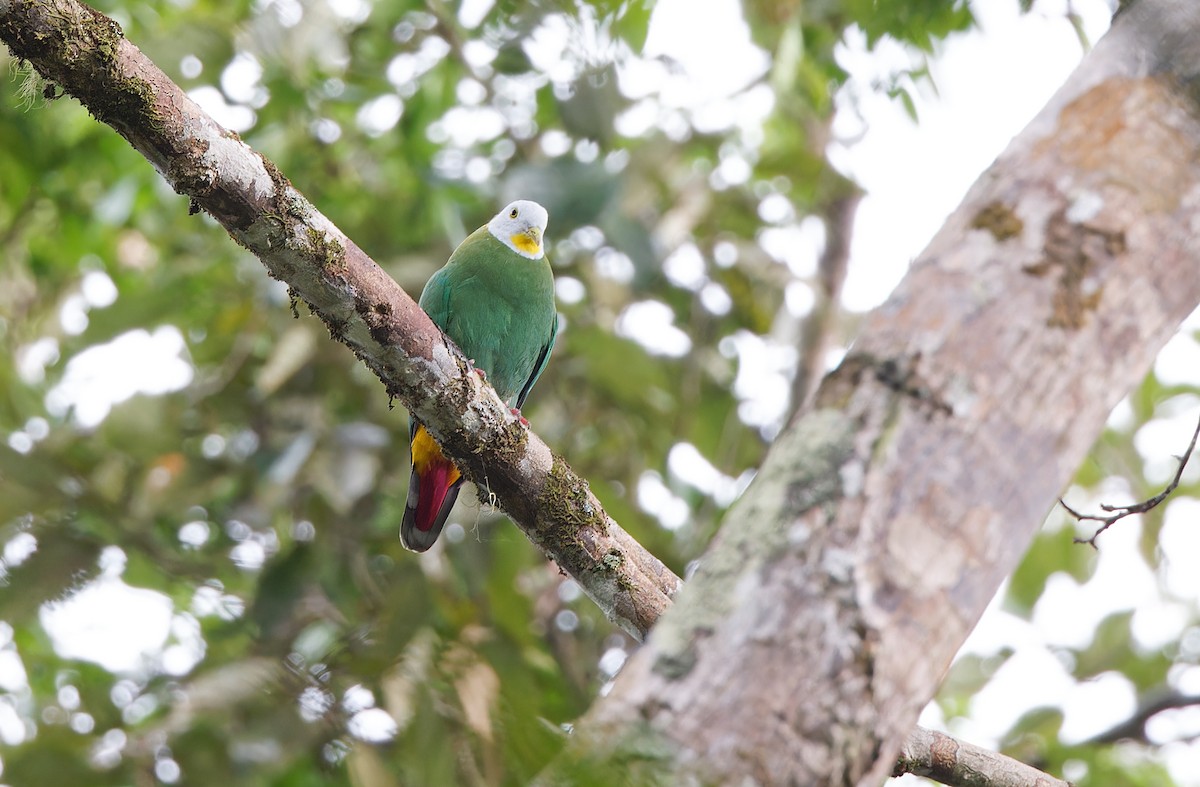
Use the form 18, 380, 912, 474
0, 0, 680, 641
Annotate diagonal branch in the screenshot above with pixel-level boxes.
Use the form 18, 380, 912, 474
0, 0, 680, 641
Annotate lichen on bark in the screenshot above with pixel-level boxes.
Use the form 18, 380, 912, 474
648, 407, 856, 681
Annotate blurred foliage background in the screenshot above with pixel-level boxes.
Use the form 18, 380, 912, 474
1, 0, 1195, 785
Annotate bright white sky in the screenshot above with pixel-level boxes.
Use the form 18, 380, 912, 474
834, 0, 1114, 310
10, 0, 1200, 782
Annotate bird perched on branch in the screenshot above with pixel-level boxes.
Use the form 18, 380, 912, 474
401, 200, 558, 552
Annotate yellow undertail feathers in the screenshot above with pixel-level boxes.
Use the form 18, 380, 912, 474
410, 426, 461, 486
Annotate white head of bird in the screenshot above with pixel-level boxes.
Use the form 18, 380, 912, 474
488, 199, 548, 260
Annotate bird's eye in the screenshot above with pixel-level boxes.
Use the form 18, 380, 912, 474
510, 208, 518, 218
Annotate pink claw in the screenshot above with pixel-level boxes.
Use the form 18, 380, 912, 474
510, 407, 529, 427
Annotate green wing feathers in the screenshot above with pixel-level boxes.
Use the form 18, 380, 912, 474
516, 315, 556, 410
418, 228, 557, 407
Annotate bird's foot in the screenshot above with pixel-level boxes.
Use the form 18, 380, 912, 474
471, 365, 487, 381
510, 407, 529, 427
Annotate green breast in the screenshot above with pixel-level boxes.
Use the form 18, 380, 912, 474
419, 228, 556, 407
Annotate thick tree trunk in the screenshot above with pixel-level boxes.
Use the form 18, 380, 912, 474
560, 2, 1200, 783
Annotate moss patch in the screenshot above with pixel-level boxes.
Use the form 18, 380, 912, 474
534, 455, 608, 572
305, 225, 346, 275
3, 1, 166, 141
970, 200, 1023, 242
546, 720, 677, 787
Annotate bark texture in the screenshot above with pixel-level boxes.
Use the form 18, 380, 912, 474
567, 3, 1200, 784
0, 0, 680, 640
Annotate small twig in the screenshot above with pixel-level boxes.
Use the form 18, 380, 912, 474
1063, 412, 1200, 548
1066, 1, 1092, 53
